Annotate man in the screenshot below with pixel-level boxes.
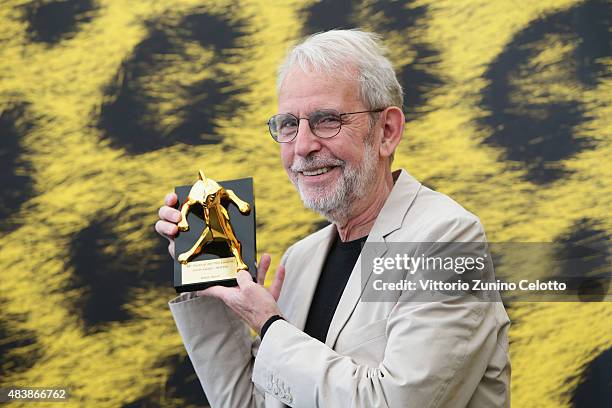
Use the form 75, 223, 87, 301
156, 29, 510, 407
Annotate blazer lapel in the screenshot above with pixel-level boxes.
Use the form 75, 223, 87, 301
325, 169, 421, 348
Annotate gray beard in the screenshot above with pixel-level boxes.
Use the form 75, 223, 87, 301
290, 141, 378, 225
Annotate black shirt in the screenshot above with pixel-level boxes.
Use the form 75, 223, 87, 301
303, 233, 368, 343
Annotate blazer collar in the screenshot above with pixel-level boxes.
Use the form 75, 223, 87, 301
367, 168, 422, 241
325, 168, 421, 348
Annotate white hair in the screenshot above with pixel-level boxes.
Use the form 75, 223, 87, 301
277, 29, 404, 111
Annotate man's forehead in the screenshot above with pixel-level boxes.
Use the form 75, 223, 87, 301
278, 66, 360, 112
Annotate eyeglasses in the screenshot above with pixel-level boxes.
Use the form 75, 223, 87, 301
267, 108, 385, 143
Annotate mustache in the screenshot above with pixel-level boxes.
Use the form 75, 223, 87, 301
290, 155, 345, 173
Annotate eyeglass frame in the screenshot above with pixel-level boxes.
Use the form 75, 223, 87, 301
267, 108, 386, 143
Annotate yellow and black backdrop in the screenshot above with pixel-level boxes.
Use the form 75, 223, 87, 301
0, 0, 610, 407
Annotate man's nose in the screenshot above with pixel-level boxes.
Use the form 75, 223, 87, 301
293, 118, 322, 157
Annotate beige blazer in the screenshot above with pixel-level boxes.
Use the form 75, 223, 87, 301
169, 169, 511, 408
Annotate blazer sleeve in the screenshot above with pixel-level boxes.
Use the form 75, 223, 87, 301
251, 217, 509, 408
169, 293, 265, 408
168, 246, 295, 408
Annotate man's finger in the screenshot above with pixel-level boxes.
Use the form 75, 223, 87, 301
256, 253, 271, 285
159, 206, 181, 223
269, 264, 285, 301
197, 285, 234, 301
236, 270, 253, 289
168, 241, 175, 259
155, 220, 178, 239
165, 192, 178, 207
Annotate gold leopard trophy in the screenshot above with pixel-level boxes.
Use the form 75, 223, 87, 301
177, 169, 251, 271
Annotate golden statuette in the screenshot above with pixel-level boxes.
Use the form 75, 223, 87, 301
177, 169, 251, 270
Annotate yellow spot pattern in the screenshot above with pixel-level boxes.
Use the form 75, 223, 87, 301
0, 0, 609, 406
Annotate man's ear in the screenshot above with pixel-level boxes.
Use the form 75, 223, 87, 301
378, 106, 404, 160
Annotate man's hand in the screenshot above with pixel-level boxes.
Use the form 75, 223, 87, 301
155, 192, 181, 259
198, 253, 286, 334
156, 193, 286, 332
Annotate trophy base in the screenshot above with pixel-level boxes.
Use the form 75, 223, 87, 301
175, 278, 239, 294
175, 257, 245, 293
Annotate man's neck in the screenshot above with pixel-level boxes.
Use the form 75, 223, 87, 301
335, 170, 395, 242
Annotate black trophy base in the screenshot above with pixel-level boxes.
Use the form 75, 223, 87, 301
174, 277, 239, 294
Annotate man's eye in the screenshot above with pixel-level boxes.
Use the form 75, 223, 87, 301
279, 119, 297, 129
316, 116, 341, 127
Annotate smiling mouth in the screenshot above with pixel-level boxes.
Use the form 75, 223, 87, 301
300, 166, 337, 176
